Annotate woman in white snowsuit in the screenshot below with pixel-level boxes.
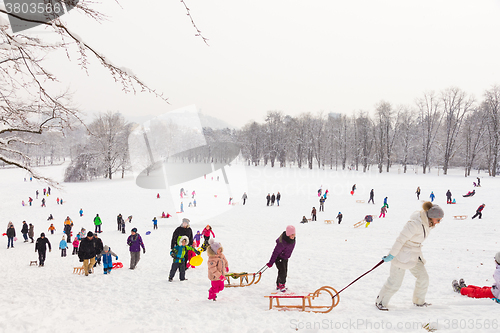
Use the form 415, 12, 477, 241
375, 202, 444, 310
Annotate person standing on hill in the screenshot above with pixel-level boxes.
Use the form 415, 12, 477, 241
271, 193, 276, 206
319, 197, 325, 212
429, 191, 435, 202
311, 207, 317, 221
416, 187, 421, 200
94, 214, 102, 233
266, 225, 296, 293
117, 214, 124, 231
336, 212, 343, 224
368, 189, 375, 204
35, 233, 51, 267
276, 192, 281, 206
78, 232, 97, 276
446, 190, 452, 204
21, 221, 29, 243
266, 193, 271, 206
28, 223, 34, 243
6, 224, 15, 249
375, 202, 444, 311
127, 228, 145, 270
242, 192, 248, 205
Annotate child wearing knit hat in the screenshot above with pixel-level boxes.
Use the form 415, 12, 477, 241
207, 239, 229, 301
266, 225, 296, 292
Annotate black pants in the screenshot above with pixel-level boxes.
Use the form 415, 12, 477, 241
319, 204, 324, 212
368, 197, 374, 204
61, 249, 66, 257
275, 257, 288, 286
38, 250, 46, 266
118, 222, 121, 231
169, 261, 186, 280
72, 247, 78, 255
153, 224, 158, 229
472, 211, 482, 219
312, 214, 316, 221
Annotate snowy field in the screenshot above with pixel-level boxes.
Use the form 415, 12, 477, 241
1, 162, 499, 333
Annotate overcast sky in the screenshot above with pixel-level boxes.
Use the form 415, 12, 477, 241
41, 0, 500, 127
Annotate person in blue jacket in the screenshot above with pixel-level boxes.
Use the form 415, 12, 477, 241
97, 245, 118, 274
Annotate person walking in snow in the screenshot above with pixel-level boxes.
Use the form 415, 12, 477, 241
266, 193, 271, 206
59, 236, 68, 257
21, 221, 29, 242
471, 204, 486, 219
6, 224, 15, 249
41, 198, 46, 207
35, 233, 51, 267
79, 208, 83, 217
311, 207, 317, 221
368, 189, 375, 204
36, 190, 39, 199
375, 202, 444, 311
117, 214, 124, 231
78, 232, 96, 276
351, 184, 356, 195
93, 214, 102, 233
152, 217, 158, 230
383, 197, 389, 209
429, 191, 435, 202
96, 245, 118, 275
201, 225, 215, 251
48, 224, 56, 235
193, 231, 202, 248
72, 238, 79, 255
242, 192, 248, 205
28, 223, 34, 243
127, 228, 145, 270
446, 190, 452, 204
416, 187, 421, 200
336, 212, 343, 224
180, 202, 184, 213
379, 206, 387, 218
266, 225, 296, 292
271, 193, 276, 206
452, 252, 500, 299
207, 239, 228, 300
276, 192, 281, 206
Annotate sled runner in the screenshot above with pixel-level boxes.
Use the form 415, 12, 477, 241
356, 200, 365, 203
73, 266, 94, 275
453, 215, 467, 220
353, 220, 366, 228
225, 271, 263, 287
265, 286, 339, 313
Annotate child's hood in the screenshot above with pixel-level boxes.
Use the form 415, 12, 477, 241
177, 235, 189, 246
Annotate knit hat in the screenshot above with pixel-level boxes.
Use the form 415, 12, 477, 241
182, 218, 190, 227
427, 205, 444, 219
286, 225, 296, 236
40, 233, 45, 237
87, 231, 94, 237
495, 252, 500, 264
131, 228, 137, 233
209, 238, 221, 253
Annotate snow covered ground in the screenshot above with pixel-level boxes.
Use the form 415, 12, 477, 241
1, 162, 498, 333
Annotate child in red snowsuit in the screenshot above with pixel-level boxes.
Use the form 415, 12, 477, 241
453, 252, 500, 299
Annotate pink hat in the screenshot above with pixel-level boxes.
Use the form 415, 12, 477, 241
286, 225, 296, 236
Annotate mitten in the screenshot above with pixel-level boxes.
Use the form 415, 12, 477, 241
383, 254, 394, 262
266, 262, 273, 268
143, 248, 146, 254
115, 256, 118, 260
226, 267, 229, 272
219, 275, 226, 281
79, 258, 83, 262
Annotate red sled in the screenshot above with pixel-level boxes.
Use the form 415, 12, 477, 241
350, 191, 354, 195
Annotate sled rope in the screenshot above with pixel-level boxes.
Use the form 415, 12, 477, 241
332, 260, 384, 299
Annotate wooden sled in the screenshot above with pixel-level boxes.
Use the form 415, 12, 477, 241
73, 266, 94, 275
29, 261, 37, 266
265, 286, 340, 313
453, 215, 467, 220
225, 271, 263, 288
324, 220, 333, 224
353, 220, 366, 228
356, 200, 365, 203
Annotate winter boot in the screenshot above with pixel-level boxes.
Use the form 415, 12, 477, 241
452, 280, 461, 293
279, 284, 287, 292
375, 302, 388, 311
459, 279, 467, 289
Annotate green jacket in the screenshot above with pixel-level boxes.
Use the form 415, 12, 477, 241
94, 216, 102, 226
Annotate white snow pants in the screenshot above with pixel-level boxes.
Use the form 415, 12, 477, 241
376, 259, 429, 306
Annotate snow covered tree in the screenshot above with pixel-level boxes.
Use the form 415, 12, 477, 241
416, 92, 443, 174
395, 106, 417, 173
483, 85, 500, 176
462, 108, 487, 176
0, 1, 164, 184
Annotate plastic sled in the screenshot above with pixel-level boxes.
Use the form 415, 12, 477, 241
112, 262, 123, 269
146, 231, 151, 235
265, 286, 340, 313
225, 271, 263, 288
462, 192, 475, 197
190, 255, 203, 266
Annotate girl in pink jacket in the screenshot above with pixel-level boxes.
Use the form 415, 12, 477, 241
207, 239, 229, 301
201, 225, 215, 250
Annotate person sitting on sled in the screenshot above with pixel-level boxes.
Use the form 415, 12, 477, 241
266, 225, 296, 292
452, 252, 500, 301
364, 215, 374, 227
300, 216, 308, 224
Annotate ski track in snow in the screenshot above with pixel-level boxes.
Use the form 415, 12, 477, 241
1, 163, 499, 333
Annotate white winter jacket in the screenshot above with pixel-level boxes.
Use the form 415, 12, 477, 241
389, 210, 431, 269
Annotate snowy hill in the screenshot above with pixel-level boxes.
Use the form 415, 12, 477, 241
1, 163, 498, 333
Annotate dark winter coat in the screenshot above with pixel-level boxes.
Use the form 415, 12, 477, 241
78, 237, 97, 260
319, 197, 325, 205
170, 226, 193, 249
28, 225, 34, 238
21, 223, 28, 235
94, 237, 104, 255
127, 234, 145, 252
271, 194, 276, 203
370, 190, 374, 198
446, 190, 452, 199
277, 193, 281, 201
6, 226, 15, 238
477, 204, 485, 213
268, 232, 296, 265
35, 237, 51, 252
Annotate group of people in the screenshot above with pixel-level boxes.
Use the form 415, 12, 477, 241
266, 192, 281, 206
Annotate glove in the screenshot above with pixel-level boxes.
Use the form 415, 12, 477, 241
195, 250, 201, 255
219, 275, 226, 281
383, 254, 394, 262
143, 248, 146, 254
79, 258, 83, 262
226, 267, 229, 272
266, 262, 273, 268
115, 256, 118, 260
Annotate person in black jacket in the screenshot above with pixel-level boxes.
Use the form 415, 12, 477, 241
368, 189, 375, 204
117, 214, 124, 231
78, 232, 97, 276
266, 193, 271, 206
35, 233, 51, 266
6, 224, 16, 249
271, 193, 276, 206
93, 233, 104, 266
276, 192, 281, 206
21, 221, 29, 242
171, 218, 193, 269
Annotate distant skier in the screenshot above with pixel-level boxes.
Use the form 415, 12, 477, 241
471, 204, 485, 219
